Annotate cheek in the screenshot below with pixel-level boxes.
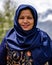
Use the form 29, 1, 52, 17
18, 20, 22, 25
31, 20, 34, 26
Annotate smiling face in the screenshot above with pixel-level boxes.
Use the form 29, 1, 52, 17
18, 9, 34, 31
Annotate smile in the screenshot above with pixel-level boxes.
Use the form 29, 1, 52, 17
22, 24, 30, 28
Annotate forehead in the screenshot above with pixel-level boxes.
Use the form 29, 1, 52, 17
19, 9, 33, 16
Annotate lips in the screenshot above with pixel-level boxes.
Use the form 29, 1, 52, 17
22, 24, 30, 28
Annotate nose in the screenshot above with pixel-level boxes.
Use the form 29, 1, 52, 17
23, 18, 27, 23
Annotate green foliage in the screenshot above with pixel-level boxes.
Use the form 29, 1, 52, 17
0, 0, 16, 43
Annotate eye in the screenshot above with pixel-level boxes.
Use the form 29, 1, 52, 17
27, 16, 33, 19
19, 16, 24, 19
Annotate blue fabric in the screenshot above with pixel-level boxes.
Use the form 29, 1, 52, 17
5, 4, 39, 51
0, 4, 52, 65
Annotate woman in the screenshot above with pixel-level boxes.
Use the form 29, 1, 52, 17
0, 4, 52, 65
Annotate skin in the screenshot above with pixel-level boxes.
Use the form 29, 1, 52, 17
18, 9, 34, 31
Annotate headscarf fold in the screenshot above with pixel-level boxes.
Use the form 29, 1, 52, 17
6, 4, 41, 51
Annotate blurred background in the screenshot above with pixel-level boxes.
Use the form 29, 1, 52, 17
0, 0, 52, 43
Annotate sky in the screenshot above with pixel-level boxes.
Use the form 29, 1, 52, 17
17, 0, 52, 13
0, 0, 3, 11
0, 0, 52, 13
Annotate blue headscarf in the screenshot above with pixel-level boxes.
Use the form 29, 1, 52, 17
6, 4, 41, 51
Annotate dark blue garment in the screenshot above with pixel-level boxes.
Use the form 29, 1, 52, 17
0, 4, 52, 65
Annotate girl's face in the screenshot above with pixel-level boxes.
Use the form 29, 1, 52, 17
18, 9, 34, 31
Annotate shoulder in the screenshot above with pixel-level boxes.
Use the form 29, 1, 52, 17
38, 28, 51, 39
5, 28, 15, 38
37, 28, 51, 46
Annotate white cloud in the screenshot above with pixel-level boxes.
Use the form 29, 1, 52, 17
17, 0, 52, 13
0, 0, 4, 11
38, 14, 52, 22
